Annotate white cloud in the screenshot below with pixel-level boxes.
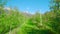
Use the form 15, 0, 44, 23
24, 10, 29, 13
4, 7, 11, 10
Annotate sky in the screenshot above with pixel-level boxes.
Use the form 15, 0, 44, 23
6, 0, 50, 14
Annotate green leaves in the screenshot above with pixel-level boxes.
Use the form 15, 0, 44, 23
0, 0, 60, 33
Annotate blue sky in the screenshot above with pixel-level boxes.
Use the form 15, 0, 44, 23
6, 0, 50, 14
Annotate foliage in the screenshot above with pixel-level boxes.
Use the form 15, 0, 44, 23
0, 0, 60, 34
